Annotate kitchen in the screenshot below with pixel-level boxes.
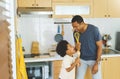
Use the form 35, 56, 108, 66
0, 0, 120, 79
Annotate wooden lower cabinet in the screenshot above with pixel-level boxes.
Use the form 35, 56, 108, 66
53, 57, 120, 79
52, 60, 92, 79
84, 56, 120, 79
53, 60, 62, 79
84, 67, 92, 79
101, 57, 120, 79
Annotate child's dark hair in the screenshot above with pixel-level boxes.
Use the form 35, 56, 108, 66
56, 40, 69, 57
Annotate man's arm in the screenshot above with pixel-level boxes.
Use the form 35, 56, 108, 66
96, 40, 102, 64
92, 40, 102, 74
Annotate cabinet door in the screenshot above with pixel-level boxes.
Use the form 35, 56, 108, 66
101, 58, 106, 79
18, 0, 35, 7
101, 57, 120, 79
52, 0, 72, 3
52, 2, 93, 18
93, 0, 107, 18
36, 0, 52, 7
74, 0, 92, 2
18, 0, 51, 7
53, 60, 62, 79
108, 0, 120, 17
52, 0, 91, 3
84, 67, 92, 79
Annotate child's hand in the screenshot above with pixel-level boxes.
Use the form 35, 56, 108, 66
75, 58, 80, 66
75, 42, 81, 51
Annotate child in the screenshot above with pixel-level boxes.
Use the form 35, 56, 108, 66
56, 40, 80, 79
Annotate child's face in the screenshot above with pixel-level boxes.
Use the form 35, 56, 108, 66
66, 44, 76, 55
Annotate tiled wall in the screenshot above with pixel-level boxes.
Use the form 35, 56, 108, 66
18, 15, 120, 54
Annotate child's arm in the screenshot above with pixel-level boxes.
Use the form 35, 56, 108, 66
75, 42, 81, 67
65, 57, 80, 72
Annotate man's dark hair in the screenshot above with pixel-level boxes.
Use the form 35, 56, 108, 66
56, 40, 69, 57
71, 15, 84, 23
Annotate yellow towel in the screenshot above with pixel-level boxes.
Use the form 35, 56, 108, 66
16, 37, 28, 79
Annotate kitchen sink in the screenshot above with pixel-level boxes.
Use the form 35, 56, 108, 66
102, 49, 120, 55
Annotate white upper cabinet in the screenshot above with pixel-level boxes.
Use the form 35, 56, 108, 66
55, 5, 90, 15
52, 1, 93, 18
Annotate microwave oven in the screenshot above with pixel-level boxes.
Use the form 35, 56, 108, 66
26, 63, 49, 79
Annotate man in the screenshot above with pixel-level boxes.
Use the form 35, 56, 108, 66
71, 15, 102, 79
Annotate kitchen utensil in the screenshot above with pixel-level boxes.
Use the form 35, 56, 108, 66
108, 35, 112, 40
31, 41, 40, 54
61, 24, 64, 36
54, 25, 63, 42
74, 32, 81, 67
74, 32, 80, 43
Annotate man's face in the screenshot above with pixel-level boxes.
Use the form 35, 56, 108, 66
72, 21, 83, 32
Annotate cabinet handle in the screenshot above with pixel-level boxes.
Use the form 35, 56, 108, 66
105, 58, 107, 61
32, 4, 35, 6
101, 58, 104, 61
108, 15, 110, 17
36, 4, 38, 6
105, 15, 107, 17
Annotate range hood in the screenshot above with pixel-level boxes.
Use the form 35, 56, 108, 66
17, 7, 53, 15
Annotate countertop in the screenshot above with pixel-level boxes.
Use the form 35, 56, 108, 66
25, 49, 120, 63
25, 55, 63, 63
102, 49, 120, 57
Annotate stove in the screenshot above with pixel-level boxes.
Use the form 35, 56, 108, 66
24, 53, 50, 58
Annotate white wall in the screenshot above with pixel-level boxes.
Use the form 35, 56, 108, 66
18, 15, 120, 54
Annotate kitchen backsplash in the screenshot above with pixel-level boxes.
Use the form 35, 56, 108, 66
18, 15, 120, 54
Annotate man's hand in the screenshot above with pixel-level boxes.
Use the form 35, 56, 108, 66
75, 42, 81, 51
92, 63, 98, 74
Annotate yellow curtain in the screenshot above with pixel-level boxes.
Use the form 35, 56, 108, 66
16, 37, 28, 79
